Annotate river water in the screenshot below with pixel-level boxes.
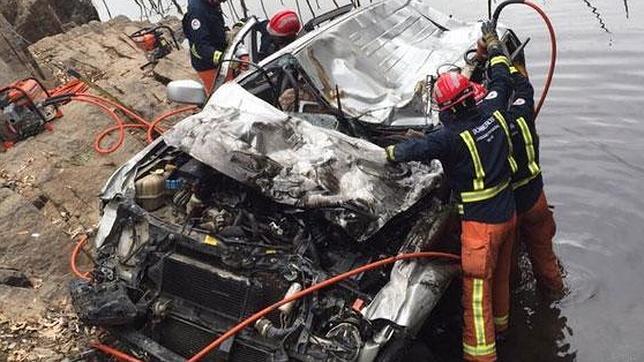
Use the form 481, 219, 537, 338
479, 1, 643, 361
421, 1, 644, 360
96, 1, 644, 360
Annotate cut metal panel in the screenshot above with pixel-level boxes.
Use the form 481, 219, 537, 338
164, 83, 443, 242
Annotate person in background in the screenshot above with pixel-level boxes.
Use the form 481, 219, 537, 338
385, 22, 517, 361
182, 0, 228, 93
256, 9, 302, 62
506, 59, 565, 299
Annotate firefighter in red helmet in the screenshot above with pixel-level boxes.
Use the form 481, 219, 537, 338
257, 9, 302, 61
386, 22, 516, 361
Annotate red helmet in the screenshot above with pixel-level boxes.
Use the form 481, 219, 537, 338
470, 81, 488, 103
433, 72, 474, 111
267, 9, 302, 38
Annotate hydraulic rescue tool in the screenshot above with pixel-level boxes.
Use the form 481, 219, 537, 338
0, 78, 61, 150
129, 26, 181, 69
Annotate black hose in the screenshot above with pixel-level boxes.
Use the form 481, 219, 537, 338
218, 59, 281, 110
491, 0, 526, 29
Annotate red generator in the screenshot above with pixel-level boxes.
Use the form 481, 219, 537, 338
0, 78, 62, 148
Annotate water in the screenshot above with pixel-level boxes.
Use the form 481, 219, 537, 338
95, 1, 644, 360
436, 1, 644, 361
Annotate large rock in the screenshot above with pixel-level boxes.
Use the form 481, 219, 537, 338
0, 15, 195, 353
0, 0, 99, 43
0, 0, 99, 85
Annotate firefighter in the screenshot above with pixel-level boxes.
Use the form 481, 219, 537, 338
386, 22, 516, 361
256, 9, 302, 61
506, 61, 564, 298
182, 0, 228, 93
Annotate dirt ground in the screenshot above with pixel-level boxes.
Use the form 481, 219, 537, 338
0, 16, 196, 360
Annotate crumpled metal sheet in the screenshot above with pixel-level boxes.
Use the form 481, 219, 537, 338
164, 83, 443, 242
292, 0, 482, 126
361, 259, 459, 334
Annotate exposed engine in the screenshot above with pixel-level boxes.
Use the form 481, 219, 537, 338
71, 143, 457, 361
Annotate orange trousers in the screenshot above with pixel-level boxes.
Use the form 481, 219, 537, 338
197, 69, 217, 94
516, 191, 563, 294
461, 215, 516, 362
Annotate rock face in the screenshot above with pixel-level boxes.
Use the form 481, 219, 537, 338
0, 0, 99, 43
0, 15, 195, 357
0, 0, 99, 85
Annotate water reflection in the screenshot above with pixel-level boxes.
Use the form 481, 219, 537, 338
581, 0, 612, 33
494, 247, 576, 362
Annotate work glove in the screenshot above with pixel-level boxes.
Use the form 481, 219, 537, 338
385, 145, 397, 162
481, 21, 502, 53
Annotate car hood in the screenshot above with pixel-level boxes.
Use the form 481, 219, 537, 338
163, 83, 443, 242
291, 0, 482, 126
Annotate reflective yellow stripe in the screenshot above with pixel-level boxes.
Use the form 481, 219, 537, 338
494, 314, 509, 326
203, 235, 219, 246
493, 111, 518, 174
460, 131, 485, 190
512, 171, 541, 190
490, 55, 510, 67
463, 342, 496, 357
509, 66, 519, 74
516, 117, 541, 176
457, 204, 464, 215
461, 179, 510, 203
385, 145, 396, 162
213, 50, 223, 65
191, 44, 203, 60
472, 279, 488, 351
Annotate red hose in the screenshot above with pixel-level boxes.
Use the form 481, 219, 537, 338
188, 251, 460, 362
91, 342, 144, 362
46, 87, 197, 154
514, 1, 557, 120
71, 236, 91, 281
146, 106, 198, 143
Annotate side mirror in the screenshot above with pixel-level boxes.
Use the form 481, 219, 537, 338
166, 80, 206, 105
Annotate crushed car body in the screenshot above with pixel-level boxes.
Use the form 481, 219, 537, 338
70, 1, 517, 360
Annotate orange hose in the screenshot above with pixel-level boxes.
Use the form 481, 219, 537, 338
188, 251, 460, 362
49, 80, 89, 97
146, 105, 199, 143
71, 236, 91, 281
524, 1, 556, 120
91, 342, 144, 362
59, 93, 196, 154
497, 0, 557, 120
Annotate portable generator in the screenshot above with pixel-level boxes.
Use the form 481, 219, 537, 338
129, 26, 181, 69
0, 78, 61, 148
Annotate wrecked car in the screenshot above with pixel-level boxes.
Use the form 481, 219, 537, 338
71, 1, 522, 360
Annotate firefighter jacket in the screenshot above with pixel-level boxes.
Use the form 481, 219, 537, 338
255, 20, 277, 62
507, 68, 544, 214
182, 0, 227, 72
392, 51, 517, 223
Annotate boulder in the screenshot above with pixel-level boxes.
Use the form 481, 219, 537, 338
0, 0, 99, 43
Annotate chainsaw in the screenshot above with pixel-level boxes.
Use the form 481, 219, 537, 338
0, 78, 62, 150
129, 26, 181, 69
